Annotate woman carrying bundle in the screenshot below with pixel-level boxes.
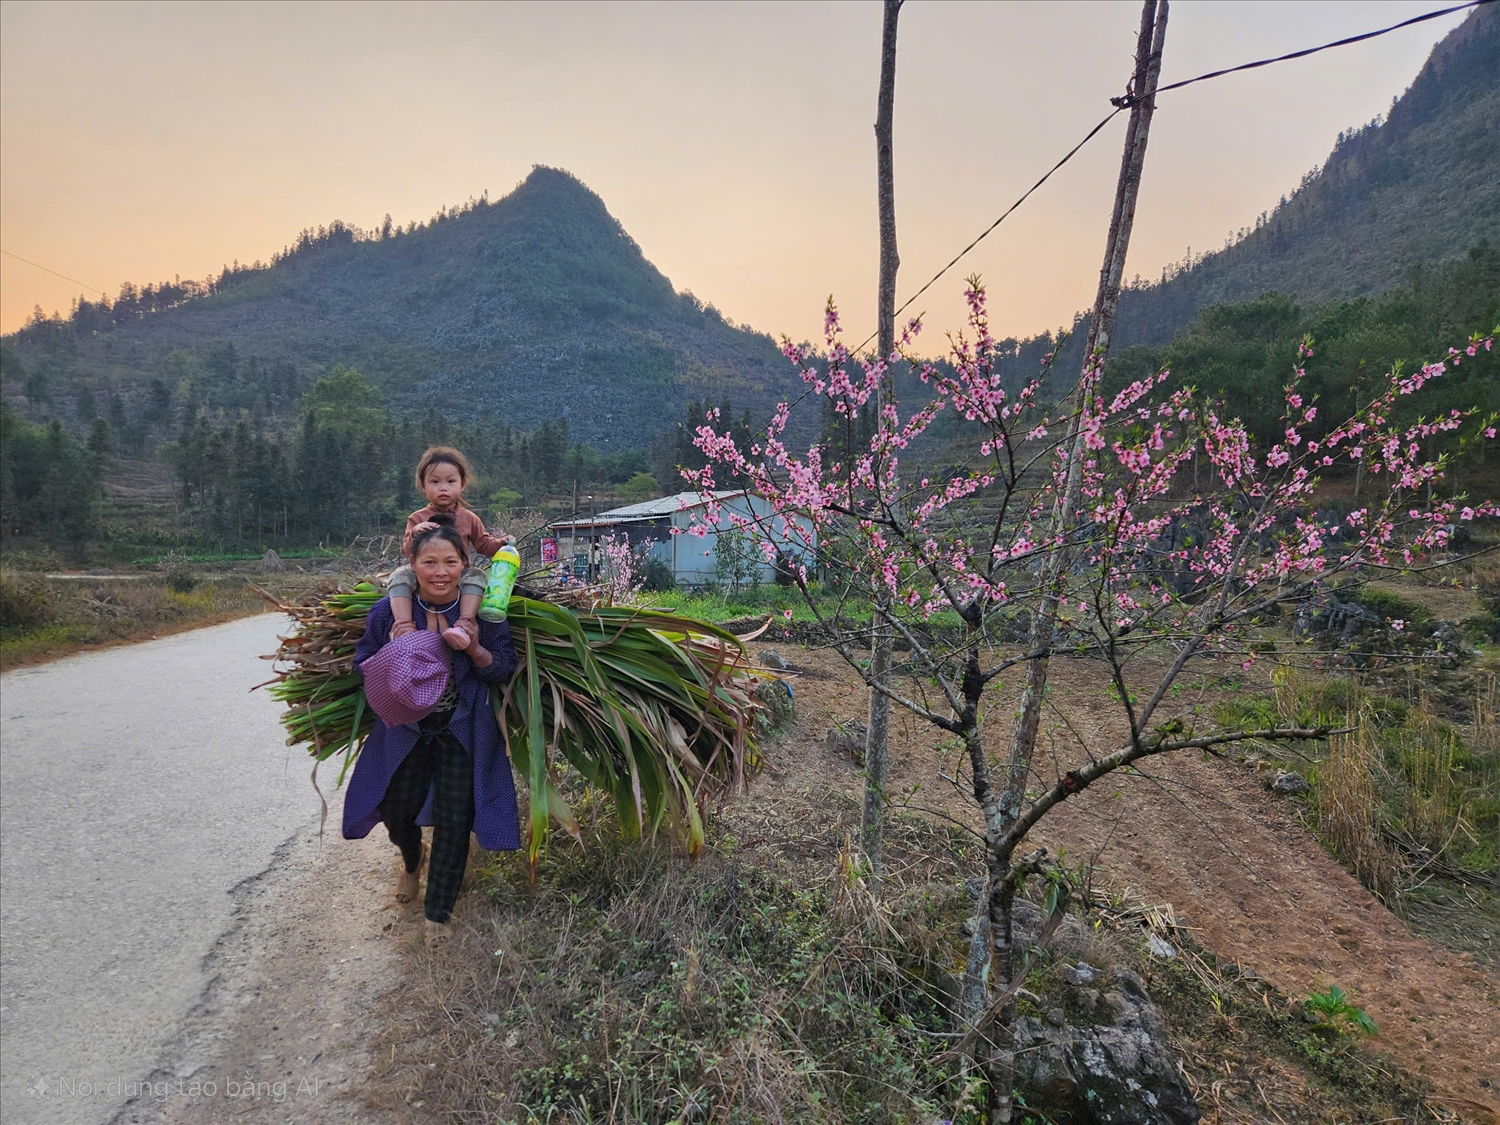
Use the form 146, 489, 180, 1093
342, 513, 519, 946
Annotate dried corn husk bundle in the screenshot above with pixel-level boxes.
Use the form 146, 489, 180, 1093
253, 581, 765, 859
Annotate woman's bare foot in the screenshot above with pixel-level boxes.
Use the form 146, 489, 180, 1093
391, 619, 417, 639
396, 868, 419, 904
395, 847, 424, 904
425, 920, 452, 948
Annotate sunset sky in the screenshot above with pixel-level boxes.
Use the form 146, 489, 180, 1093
0, 0, 1471, 347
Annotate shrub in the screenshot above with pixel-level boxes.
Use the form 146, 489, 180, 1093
1463, 611, 1500, 645
1350, 585, 1426, 625
0, 573, 53, 631
1303, 985, 1378, 1037
637, 553, 675, 592
161, 559, 197, 594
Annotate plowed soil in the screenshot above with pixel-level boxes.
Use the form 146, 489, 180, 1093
754, 640, 1500, 1121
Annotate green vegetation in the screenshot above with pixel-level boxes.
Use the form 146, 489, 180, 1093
1303, 985, 1378, 1038
1216, 665, 1500, 899
645, 583, 866, 626
0, 407, 105, 560
1104, 245, 1500, 448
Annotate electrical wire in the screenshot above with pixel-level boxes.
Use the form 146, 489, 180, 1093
853, 0, 1490, 356
0, 248, 108, 297
1126, 0, 1490, 106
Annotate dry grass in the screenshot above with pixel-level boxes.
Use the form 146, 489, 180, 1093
1316, 720, 1405, 904
1223, 661, 1500, 893
0, 568, 308, 669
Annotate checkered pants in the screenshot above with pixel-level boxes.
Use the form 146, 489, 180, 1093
378, 731, 475, 923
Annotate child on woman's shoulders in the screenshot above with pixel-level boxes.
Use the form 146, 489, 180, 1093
389, 445, 512, 649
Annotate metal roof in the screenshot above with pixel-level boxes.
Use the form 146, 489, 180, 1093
549, 490, 747, 529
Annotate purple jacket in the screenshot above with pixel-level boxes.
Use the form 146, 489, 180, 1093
342, 596, 521, 851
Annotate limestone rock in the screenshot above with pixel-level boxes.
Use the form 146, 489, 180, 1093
1014, 969, 1200, 1124
1269, 771, 1311, 795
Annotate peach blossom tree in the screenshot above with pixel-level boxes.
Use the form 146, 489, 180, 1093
686, 279, 1497, 1118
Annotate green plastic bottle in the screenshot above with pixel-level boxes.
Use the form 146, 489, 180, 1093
479, 543, 521, 621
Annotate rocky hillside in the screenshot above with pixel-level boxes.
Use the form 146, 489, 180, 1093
1111, 2, 1500, 348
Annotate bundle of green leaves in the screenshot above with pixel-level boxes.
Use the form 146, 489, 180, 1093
257, 581, 766, 862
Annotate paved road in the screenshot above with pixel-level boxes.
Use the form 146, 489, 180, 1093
1, 615, 322, 1125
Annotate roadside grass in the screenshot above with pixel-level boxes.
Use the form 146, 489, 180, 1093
374, 812, 977, 1124
0, 569, 274, 669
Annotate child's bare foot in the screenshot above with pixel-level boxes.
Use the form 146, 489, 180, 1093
425, 920, 452, 948
442, 616, 479, 651
391, 619, 416, 640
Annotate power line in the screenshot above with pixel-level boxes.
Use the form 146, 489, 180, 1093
0, 248, 108, 297
857, 0, 1489, 355
1125, 0, 1489, 106
881, 107, 1123, 343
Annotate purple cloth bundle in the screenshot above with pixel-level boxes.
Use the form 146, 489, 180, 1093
358, 630, 451, 727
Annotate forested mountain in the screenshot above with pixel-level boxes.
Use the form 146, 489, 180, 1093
2, 167, 792, 448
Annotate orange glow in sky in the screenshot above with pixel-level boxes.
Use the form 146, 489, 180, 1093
0, 1, 1470, 346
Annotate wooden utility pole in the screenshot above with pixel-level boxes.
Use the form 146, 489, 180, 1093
862, 0, 903, 876
1004, 0, 1168, 842
991, 4, 1168, 1122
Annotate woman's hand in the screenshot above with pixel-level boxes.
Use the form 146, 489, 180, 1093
467, 636, 493, 667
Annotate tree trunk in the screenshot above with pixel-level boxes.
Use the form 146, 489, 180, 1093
988, 5, 1169, 1121
862, 0, 903, 876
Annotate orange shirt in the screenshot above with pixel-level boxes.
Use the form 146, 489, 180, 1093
401, 505, 506, 561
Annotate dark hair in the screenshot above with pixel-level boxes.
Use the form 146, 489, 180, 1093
410, 511, 466, 559
414, 446, 472, 502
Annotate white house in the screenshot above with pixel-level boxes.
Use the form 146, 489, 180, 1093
549, 490, 816, 587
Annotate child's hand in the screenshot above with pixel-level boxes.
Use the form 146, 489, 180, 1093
412, 521, 439, 535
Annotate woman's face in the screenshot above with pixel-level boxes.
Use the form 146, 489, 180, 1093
413, 537, 465, 604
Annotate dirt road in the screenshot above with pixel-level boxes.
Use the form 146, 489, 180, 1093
0, 615, 401, 1125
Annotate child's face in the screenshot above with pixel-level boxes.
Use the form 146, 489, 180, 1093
423, 462, 464, 509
